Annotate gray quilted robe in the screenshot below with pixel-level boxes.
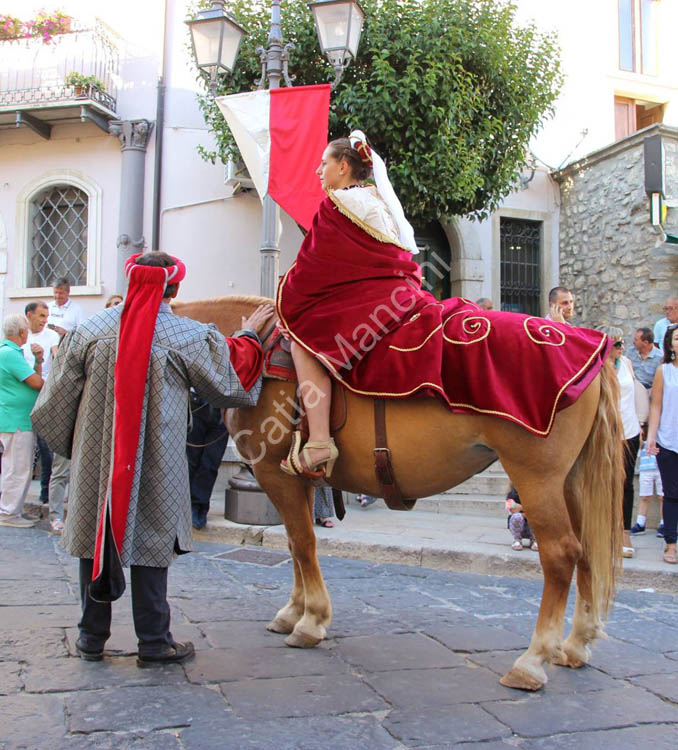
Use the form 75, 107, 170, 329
31, 303, 261, 567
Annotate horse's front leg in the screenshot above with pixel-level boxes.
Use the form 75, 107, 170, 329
256, 467, 332, 648
267, 551, 305, 634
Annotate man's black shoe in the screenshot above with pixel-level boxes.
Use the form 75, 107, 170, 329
75, 637, 104, 662
137, 641, 195, 668
191, 507, 207, 530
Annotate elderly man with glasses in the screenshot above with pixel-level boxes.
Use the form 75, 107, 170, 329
654, 297, 678, 350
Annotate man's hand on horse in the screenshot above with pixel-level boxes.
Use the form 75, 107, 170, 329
242, 304, 276, 335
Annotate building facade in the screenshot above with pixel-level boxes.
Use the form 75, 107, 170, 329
1, 0, 677, 325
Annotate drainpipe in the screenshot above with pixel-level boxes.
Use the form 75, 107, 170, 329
152, 0, 170, 250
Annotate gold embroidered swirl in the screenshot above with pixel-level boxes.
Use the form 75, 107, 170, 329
523, 317, 566, 347
443, 311, 491, 345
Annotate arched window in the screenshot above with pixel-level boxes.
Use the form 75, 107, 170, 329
11, 171, 101, 297
28, 184, 88, 288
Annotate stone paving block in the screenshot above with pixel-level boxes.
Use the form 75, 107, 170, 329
174, 594, 276, 623
221, 673, 388, 719
482, 685, 678, 737
366, 665, 515, 709
333, 633, 466, 671
67, 684, 229, 734
23, 655, 187, 693
0, 693, 66, 748
0, 661, 23, 695
589, 636, 677, 677
630, 671, 678, 702
65, 730, 182, 750
423, 622, 529, 652
384, 704, 511, 746
468, 650, 619, 694
179, 713, 399, 750
0, 561, 65, 580
605, 617, 678, 652
520, 723, 678, 749
0, 579, 75, 606
201, 619, 287, 649
0, 627, 69, 661
0, 604, 82, 628
185, 644, 347, 684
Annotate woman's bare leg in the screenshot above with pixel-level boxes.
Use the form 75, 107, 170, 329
291, 341, 333, 468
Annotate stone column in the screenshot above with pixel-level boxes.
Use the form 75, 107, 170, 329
109, 119, 154, 292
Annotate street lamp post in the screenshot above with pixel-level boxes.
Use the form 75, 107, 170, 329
187, 0, 364, 298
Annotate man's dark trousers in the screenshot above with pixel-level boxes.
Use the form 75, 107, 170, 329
187, 397, 229, 516
78, 558, 174, 655
36, 435, 53, 502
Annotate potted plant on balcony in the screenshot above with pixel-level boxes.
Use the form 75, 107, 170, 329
65, 72, 104, 98
0, 14, 22, 40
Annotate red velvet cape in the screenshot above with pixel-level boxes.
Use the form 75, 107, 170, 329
277, 196, 611, 437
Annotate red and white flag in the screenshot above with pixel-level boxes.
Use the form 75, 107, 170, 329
216, 84, 330, 230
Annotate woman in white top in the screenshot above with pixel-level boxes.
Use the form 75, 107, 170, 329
647, 324, 678, 564
599, 327, 641, 558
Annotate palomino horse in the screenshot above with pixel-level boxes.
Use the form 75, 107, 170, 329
173, 294, 623, 692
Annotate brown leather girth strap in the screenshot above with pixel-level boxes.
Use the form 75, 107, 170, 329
373, 399, 417, 511
332, 488, 345, 521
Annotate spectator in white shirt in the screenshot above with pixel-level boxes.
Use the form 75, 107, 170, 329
47, 277, 84, 336
22, 301, 59, 378
22, 300, 60, 505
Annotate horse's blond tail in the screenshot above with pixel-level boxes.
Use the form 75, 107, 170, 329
569, 360, 623, 622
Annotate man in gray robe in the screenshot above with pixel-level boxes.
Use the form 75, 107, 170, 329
32, 251, 273, 666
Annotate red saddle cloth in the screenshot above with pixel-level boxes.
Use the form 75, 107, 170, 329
277, 196, 611, 437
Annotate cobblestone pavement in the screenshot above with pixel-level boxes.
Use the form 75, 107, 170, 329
2, 525, 678, 750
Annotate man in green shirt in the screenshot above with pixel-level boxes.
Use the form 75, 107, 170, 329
0, 314, 44, 527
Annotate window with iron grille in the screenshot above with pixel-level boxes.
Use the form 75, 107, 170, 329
28, 184, 88, 289
500, 218, 541, 315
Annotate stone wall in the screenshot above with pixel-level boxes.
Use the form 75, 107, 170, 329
555, 124, 678, 340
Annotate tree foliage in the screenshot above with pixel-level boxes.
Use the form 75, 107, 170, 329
193, 0, 562, 222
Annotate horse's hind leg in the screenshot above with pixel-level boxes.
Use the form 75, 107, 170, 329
553, 475, 604, 669
499, 475, 581, 691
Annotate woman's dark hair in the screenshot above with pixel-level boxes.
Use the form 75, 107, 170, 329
663, 324, 678, 363
326, 138, 372, 182
135, 251, 179, 297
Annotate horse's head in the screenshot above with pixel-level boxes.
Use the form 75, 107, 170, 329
172, 294, 274, 337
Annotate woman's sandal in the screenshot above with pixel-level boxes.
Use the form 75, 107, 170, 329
280, 432, 339, 479
511, 540, 523, 551
663, 547, 678, 564
622, 546, 634, 559
315, 517, 334, 528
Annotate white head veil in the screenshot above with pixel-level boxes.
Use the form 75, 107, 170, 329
348, 130, 419, 254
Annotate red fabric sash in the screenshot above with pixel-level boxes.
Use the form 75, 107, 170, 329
90, 254, 186, 602
278, 197, 611, 437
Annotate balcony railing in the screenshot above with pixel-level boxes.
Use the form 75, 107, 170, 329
0, 21, 119, 114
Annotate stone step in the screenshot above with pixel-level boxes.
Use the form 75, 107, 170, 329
445, 471, 509, 496
411, 493, 506, 518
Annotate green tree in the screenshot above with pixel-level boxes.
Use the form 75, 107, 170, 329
194, 0, 562, 222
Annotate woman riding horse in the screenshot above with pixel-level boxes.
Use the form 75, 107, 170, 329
278, 130, 421, 478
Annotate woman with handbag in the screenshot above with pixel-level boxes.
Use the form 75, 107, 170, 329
598, 327, 641, 558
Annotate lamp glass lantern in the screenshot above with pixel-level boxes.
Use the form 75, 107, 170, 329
186, 1, 246, 81
309, 0, 364, 68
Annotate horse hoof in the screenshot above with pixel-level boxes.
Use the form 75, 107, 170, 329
553, 644, 590, 669
499, 667, 545, 691
266, 617, 295, 635
284, 629, 322, 648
